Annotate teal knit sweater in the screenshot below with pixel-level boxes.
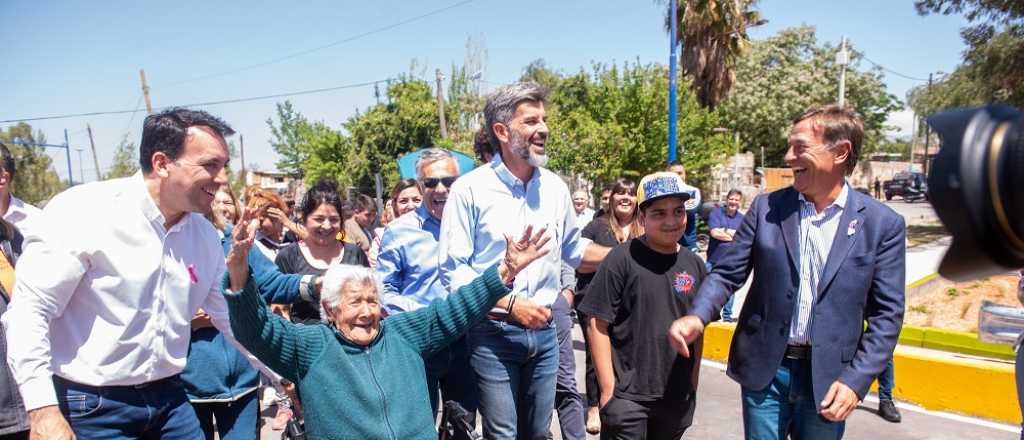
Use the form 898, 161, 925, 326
223, 264, 510, 440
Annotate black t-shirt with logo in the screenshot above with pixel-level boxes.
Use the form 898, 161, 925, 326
578, 238, 707, 403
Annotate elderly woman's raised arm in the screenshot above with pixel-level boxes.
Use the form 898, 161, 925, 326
389, 226, 551, 356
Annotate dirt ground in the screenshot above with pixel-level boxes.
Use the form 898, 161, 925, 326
905, 273, 1022, 332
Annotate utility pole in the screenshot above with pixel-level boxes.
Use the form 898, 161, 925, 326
732, 131, 740, 190
239, 134, 246, 172
139, 69, 153, 114
908, 111, 917, 171
836, 36, 849, 107
86, 124, 101, 181
75, 148, 85, 184
63, 129, 73, 185
435, 69, 449, 139
922, 73, 933, 176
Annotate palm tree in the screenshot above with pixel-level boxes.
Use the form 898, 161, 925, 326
661, 0, 764, 110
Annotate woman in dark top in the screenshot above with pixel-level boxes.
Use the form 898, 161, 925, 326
576, 177, 643, 434
276, 180, 369, 325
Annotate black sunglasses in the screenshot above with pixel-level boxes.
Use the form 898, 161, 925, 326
421, 176, 458, 189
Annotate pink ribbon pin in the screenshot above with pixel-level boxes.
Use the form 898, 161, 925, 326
187, 264, 199, 284
847, 219, 858, 237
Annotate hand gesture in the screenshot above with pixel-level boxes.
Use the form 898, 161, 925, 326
667, 315, 705, 358
820, 381, 860, 421
508, 296, 552, 329
226, 209, 259, 292
499, 225, 551, 284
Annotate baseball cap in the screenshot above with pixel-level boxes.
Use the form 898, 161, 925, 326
636, 171, 697, 210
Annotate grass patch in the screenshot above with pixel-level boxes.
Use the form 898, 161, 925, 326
947, 288, 960, 298
907, 223, 950, 247
910, 304, 930, 314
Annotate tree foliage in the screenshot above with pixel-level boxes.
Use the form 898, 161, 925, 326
911, 0, 1024, 112
540, 61, 733, 190
661, 0, 763, 109
105, 136, 139, 180
716, 26, 902, 167
0, 123, 66, 204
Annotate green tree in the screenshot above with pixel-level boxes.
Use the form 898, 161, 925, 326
911, 1, 1024, 111
267, 101, 309, 178
0, 123, 66, 204
544, 61, 732, 190
716, 26, 902, 167
105, 136, 139, 180
661, 0, 764, 109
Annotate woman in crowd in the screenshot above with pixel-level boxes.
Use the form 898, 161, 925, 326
575, 177, 643, 434
223, 214, 551, 439
276, 179, 370, 324
211, 184, 241, 230
368, 178, 422, 267
248, 188, 290, 261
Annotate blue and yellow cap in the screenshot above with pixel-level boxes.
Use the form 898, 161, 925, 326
636, 172, 696, 210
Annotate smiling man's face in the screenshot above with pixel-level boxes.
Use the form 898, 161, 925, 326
784, 118, 848, 200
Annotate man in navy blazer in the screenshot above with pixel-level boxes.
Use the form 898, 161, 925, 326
670, 104, 905, 439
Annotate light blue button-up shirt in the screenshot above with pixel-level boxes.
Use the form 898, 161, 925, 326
438, 154, 591, 309
789, 183, 849, 345
375, 204, 445, 315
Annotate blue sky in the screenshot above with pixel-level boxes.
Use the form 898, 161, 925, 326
0, 0, 969, 182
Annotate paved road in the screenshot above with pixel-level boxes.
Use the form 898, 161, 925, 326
881, 199, 939, 226
256, 323, 1020, 439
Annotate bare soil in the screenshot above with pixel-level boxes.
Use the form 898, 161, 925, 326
905, 274, 1021, 332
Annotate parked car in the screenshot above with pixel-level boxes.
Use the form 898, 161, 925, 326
884, 171, 928, 201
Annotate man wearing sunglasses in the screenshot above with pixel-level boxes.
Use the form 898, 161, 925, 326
375, 148, 477, 432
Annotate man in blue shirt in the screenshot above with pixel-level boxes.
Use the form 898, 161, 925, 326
439, 81, 610, 440
375, 148, 476, 421
707, 189, 744, 321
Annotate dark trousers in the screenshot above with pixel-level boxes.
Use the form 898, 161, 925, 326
191, 391, 259, 440
0, 431, 28, 440
598, 396, 696, 440
552, 294, 586, 440
54, 375, 203, 440
425, 336, 478, 421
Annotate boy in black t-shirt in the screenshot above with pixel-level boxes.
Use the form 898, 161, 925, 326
578, 172, 705, 440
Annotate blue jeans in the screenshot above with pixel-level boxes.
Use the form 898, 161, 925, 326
425, 336, 478, 418
1016, 346, 1023, 439
722, 295, 736, 321
191, 391, 258, 440
54, 375, 203, 440
741, 358, 845, 440
877, 359, 895, 401
468, 317, 559, 440
552, 294, 586, 440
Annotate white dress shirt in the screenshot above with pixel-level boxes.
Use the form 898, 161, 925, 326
789, 183, 849, 345
3, 173, 269, 411
3, 194, 43, 242
439, 153, 591, 309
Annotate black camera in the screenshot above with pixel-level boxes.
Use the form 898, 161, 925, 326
927, 105, 1024, 281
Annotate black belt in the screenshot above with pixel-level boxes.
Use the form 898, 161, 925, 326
55, 374, 181, 390
784, 344, 811, 360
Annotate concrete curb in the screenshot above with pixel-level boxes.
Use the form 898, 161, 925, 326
702, 322, 1020, 425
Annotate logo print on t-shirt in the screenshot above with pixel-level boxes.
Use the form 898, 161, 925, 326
673, 272, 695, 296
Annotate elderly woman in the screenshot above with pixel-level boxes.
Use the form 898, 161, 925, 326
222, 218, 551, 439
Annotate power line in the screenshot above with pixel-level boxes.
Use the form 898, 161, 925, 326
859, 54, 930, 82
0, 78, 390, 124
161, 0, 477, 87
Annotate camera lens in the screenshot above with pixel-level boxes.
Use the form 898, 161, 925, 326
927, 105, 1024, 281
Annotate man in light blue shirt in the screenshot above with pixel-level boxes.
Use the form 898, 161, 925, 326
376, 148, 477, 421
438, 82, 609, 440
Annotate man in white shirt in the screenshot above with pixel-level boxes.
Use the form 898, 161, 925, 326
572, 190, 594, 229
439, 82, 610, 440
0, 142, 43, 242
3, 108, 271, 439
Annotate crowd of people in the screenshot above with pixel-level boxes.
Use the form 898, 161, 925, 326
0, 81, 911, 440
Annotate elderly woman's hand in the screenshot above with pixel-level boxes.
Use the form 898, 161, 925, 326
499, 225, 552, 285
226, 209, 259, 292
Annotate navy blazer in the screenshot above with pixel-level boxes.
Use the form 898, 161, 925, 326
691, 186, 905, 408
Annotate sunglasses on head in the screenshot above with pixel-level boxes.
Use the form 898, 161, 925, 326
421, 176, 458, 189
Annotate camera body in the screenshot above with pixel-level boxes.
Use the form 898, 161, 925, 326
927, 105, 1024, 281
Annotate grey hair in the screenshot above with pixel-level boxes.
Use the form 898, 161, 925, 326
415, 148, 455, 179
483, 81, 549, 151
319, 264, 384, 323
